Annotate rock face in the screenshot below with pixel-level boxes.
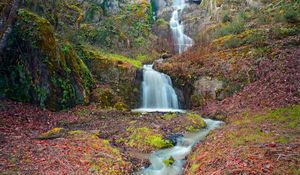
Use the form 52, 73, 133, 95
191, 77, 224, 108
154, 0, 263, 44
78, 48, 141, 108
0, 9, 94, 110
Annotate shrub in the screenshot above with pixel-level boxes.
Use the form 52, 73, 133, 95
214, 20, 245, 38
222, 13, 232, 23
243, 30, 267, 47
224, 37, 242, 49
269, 27, 299, 39
284, 9, 299, 23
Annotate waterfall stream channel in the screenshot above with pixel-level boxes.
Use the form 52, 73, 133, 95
133, 1, 223, 174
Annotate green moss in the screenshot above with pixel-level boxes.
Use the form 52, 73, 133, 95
3, 9, 94, 110
91, 88, 115, 108
156, 18, 169, 26
99, 51, 142, 69
228, 128, 273, 146
276, 137, 290, 144
187, 113, 207, 129
163, 156, 175, 166
214, 20, 245, 38
254, 105, 300, 129
230, 105, 300, 146
127, 127, 173, 149
68, 130, 85, 135
186, 126, 200, 132
37, 127, 65, 139
190, 94, 204, 108
160, 113, 177, 120
270, 26, 300, 39
78, 46, 142, 68
114, 102, 129, 111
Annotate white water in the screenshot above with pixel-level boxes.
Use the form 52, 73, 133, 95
139, 119, 223, 175
133, 65, 181, 113
170, 0, 194, 53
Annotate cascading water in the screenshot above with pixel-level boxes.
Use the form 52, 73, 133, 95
138, 119, 224, 175
170, 0, 194, 53
134, 1, 222, 175
133, 65, 182, 113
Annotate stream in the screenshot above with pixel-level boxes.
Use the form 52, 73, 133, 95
137, 119, 223, 175
134, 1, 218, 174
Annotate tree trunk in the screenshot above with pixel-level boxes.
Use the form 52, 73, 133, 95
0, 0, 20, 53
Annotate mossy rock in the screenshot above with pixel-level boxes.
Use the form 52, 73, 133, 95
190, 94, 204, 108
126, 127, 173, 151
186, 113, 207, 132
36, 128, 66, 140
114, 102, 129, 112
163, 156, 175, 166
2, 9, 94, 110
91, 88, 115, 108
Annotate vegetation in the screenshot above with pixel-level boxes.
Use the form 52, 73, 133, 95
163, 156, 175, 166
160, 113, 177, 120
1, 0, 299, 174
127, 127, 173, 150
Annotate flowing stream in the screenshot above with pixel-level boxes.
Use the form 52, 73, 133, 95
170, 0, 194, 53
133, 64, 182, 113
134, 1, 219, 174
139, 119, 223, 175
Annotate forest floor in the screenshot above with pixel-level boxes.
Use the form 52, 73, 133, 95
0, 100, 206, 174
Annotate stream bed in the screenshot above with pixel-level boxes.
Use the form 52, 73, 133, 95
137, 119, 224, 175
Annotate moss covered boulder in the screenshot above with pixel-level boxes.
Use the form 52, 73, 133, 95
78, 47, 141, 108
0, 9, 94, 110
185, 113, 207, 132
125, 126, 173, 152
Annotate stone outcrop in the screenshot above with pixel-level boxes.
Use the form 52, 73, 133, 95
0, 9, 94, 110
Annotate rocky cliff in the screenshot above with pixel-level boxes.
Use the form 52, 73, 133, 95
156, 0, 300, 109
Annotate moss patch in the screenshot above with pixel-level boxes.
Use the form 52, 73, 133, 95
37, 128, 65, 139
126, 127, 173, 150
114, 102, 129, 112
160, 113, 177, 120
186, 113, 207, 131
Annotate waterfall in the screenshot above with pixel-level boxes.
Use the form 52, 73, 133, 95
133, 65, 182, 113
170, 0, 194, 53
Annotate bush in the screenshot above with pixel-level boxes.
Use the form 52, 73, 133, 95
270, 27, 299, 39
243, 30, 267, 47
214, 20, 245, 38
222, 13, 232, 23
284, 9, 299, 23
224, 37, 242, 49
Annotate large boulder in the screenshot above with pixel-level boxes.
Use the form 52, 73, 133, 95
0, 9, 94, 110
78, 47, 141, 108
191, 77, 224, 108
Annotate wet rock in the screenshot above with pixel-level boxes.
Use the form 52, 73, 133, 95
161, 52, 173, 59
166, 133, 184, 145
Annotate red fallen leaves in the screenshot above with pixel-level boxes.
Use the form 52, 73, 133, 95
202, 46, 300, 117
0, 100, 130, 174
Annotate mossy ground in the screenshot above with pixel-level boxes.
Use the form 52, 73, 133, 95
186, 105, 300, 175
126, 127, 173, 150
0, 100, 213, 173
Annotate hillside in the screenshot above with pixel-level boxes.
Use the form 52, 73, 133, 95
0, 0, 299, 174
